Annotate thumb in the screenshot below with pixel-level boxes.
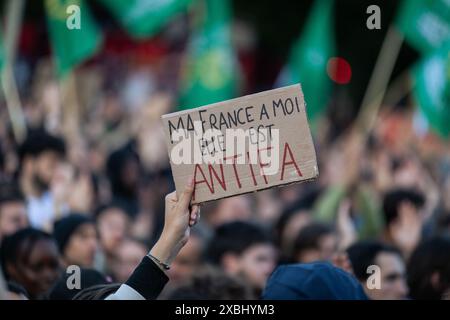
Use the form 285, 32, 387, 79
177, 176, 195, 211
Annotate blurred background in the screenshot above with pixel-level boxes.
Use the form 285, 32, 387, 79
0, 0, 449, 300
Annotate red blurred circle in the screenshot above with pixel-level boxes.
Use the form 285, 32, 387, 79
327, 57, 352, 84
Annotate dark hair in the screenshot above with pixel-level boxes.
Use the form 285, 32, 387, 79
166, 266, 254, 300
292, 223, 334, 261
437, 212, 450, 235
53, 213, 94, 254
0, 182, 25, 208
407, 236, 450, 300
347, 240, 402, 281
18, 129, 66, 165
7, 281, 29, 298
274, 200, 310, 247
206, 221, 271, 265
382, 188, 425, 227
106, 144, 140, 199
48, 268, 110, 300
72, 283, 121, 300
0, 228, 54, 279
94, 199, 134, 221
273, 187, 321, 247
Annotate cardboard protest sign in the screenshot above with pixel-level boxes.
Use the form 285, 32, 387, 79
162, 84, 319, 204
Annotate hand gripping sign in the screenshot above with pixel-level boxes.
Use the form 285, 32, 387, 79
162, 84, 319, 204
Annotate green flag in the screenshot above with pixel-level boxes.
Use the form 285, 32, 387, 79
99, 0, 194, 39
397, 0, 450, 53
278, 0, 335, 122
178, 0, 238, 110
413, 43, 450, 139
45, 0, 102, 77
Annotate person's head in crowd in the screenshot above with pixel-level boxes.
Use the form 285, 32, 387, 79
202, 196, 253, 228
262, 262, 368, 300
95, 201, 131, 257
274, 208, 311, 261
106, 144, 141, 213
206, 221, 276, 294
391, 156, 422, 188
407, 236, 450, 300
291, 223, 337, 264
347, 240, 408, 300
273, 188, 320, 260
167, 229, 204, 284
48, 268, 110, 300
165, 266, 254, 300
0, 228, 60, 299
0, 183, 28, 241
17, 129, 66, 196
110, 238, 148, 283
382, 188, 425, 254
53, 213, 98, 268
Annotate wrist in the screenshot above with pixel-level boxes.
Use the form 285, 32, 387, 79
149, 234, 180, 266
147, 253, 171, 272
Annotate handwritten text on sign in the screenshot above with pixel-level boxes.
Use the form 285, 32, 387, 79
162, 84, 319, 204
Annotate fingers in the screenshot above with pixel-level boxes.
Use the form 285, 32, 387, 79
177, 176, 195, 211
189, 205, 200, 227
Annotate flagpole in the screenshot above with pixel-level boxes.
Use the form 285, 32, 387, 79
60, 71, 80, 144
382, 69, 414, 107
355, 25, 404, 137
1, 0, 26, 143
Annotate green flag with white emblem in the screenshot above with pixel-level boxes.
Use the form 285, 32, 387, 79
178, 0, 239, 110
413, 44, 450, 139
99, 0, 195, 39
278, 0, 335, 122
45, 0, 102, 77
397, 0, 450, 53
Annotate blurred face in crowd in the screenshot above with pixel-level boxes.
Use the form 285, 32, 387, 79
209, 196, 252, 227
226, 243, 277, 291
121, 157, 140, 193
365, 252, 408, 300
0, 201, 28, 239
168, 234, 202, 284
386, 201, 424, 254
295, 233, 337, 264
111, 239, 147, 283
63, 223, 98, 268
27, 151, 63, 192
6, 239, 60, 298
97, 207, 129, 255
281, 211, 311, 254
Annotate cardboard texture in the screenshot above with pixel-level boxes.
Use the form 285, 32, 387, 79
162, 84, 319, 204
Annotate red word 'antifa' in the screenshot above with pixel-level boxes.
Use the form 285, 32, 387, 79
192, 142, 302, 200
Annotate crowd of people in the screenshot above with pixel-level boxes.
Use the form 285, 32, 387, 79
0, 77, 449, 299
0, 10, 449, 300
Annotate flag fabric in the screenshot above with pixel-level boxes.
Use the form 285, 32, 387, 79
396, 0, 450, 53
413, 43, 450, 139
99, 0, 194, 39
178, 0, 239, 110
277, 0, 335, 122
45, 0, 102, 77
